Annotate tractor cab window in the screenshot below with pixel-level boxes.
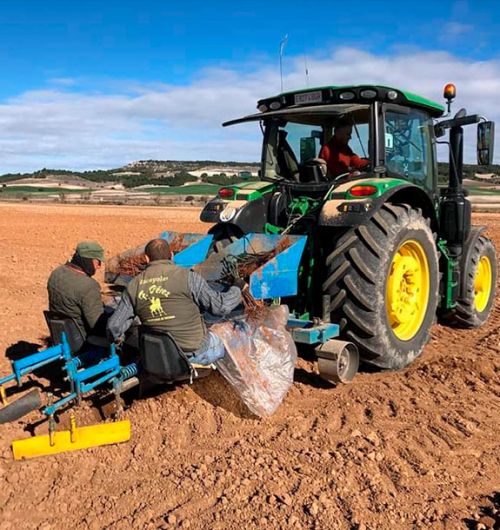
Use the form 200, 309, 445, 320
274, 122, 323, 180
262, 106, 371, 181
385, 108, 434, 185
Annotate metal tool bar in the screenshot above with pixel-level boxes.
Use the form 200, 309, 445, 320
287, 318, 340, 345
80, 368, 121, 394
72, 356, 121, 386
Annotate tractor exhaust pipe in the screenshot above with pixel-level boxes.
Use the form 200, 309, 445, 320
440, 124, 471, 259
449, 125, 464, 191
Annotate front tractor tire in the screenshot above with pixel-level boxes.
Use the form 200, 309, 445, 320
323, 203, 439, 370
440, 235, 497, 328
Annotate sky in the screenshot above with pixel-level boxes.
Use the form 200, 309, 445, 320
0, 0, 499, 173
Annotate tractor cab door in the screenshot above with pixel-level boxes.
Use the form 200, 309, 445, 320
383, 104, 438, 198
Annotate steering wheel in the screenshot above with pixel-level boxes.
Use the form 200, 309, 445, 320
298, 158, 329, 183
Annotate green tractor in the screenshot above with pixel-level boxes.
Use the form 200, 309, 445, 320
200, 83, 497, 370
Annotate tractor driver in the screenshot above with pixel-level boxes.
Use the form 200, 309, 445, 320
318, 118, 370, 178
106, 238, 245, 365
47, 241, 109, 340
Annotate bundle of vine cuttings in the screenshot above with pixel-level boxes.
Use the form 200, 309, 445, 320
169, 234, 188, 253
113, 253, 148, 276
108, 235, 190, 279
220, 237, 291, 281
220, 237, 291, 319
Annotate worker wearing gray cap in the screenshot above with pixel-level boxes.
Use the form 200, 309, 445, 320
47, 241, 107, 340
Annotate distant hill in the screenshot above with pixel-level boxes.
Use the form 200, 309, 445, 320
0, 160, 260, 189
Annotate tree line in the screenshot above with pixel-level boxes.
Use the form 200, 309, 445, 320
0, 167, 252, 188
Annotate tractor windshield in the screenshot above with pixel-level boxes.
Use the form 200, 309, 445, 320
261, 104, 371, 181
384, 107, 436, 188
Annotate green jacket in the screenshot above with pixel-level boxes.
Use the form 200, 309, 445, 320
47, 264, 104, 338
126, 260, 206, 351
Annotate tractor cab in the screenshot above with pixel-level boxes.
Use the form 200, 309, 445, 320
201, 85, 447, 236
222, 85, 444, 193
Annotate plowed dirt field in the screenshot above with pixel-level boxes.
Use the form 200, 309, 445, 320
0, 203, 498, 530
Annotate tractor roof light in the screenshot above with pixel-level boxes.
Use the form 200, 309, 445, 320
360, 89, 377, 99
348, 185, 378, 197
339, 91, 356, 101
257, 104, 268, 112
443, 83, 456, 101
218, 187, 235, 199
443, 83, 456, 114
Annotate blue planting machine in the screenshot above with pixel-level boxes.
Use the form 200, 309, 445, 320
0, 230, 358, 431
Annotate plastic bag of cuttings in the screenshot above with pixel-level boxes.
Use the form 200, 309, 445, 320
211, 305, 297, 417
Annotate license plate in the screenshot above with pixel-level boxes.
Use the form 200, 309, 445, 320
294, 91, 322, 105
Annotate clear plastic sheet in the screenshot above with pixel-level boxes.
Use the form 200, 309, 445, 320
212, 306, 297, 417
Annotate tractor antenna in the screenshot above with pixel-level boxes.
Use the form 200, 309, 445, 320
279, 34, 288, 93
304, 55, 310, 87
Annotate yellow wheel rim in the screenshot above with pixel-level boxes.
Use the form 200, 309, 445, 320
386, 240, 430, 341
474, 255, 492, 313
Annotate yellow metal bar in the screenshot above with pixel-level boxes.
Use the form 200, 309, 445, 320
190, 363, 216, 370
0, 386, 7, 406
12, 420, 131, 460
69, 413, 77, 443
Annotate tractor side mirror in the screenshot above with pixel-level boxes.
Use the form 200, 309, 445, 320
477, 121, 495, 165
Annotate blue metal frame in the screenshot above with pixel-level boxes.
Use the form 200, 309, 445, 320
0, 333, 140, 417
0, 334, 73, 387
159, 231, 213, 268
44, 344, 125, 416
287, 317, 339, 345
196, 233, 308, 300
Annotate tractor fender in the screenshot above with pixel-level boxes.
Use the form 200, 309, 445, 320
459, 225, 486, 297
203, 196, 270, 234
319, 181, 438, 230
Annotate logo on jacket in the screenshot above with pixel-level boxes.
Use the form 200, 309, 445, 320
138, 284, 175, 322
150, 297, 166, 317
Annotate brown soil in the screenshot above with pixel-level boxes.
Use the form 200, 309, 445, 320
0, 203, 498, 530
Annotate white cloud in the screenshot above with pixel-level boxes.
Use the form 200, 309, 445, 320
0, 47, 499, 173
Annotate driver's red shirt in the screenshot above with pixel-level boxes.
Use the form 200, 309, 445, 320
319, 139, 369, 177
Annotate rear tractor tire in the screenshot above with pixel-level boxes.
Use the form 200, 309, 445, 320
323, 203, 439, 370
440, 235, 497, 328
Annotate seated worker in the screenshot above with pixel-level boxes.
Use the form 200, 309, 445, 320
47, 241, 108, 341
107, 238, 245, 366
276, 129, 300, 180
319, 118, 370, 178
